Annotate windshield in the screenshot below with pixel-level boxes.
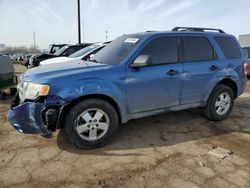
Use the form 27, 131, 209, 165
69, 44, 101, 58
54, 46, 68, 55
243, 47, 250, 59
90, 35, 143, 65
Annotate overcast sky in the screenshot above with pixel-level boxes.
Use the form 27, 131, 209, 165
0, 0, 250, 49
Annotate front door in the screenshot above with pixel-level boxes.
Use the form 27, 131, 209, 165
126, 36, 183, 113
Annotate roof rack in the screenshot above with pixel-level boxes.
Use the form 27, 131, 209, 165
172, 27, 225, 33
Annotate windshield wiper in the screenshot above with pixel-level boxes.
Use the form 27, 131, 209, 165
89, 59, 103, 64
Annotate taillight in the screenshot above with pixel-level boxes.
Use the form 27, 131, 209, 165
243, 61, 248, 77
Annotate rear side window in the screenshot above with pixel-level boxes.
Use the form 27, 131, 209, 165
139, 37, 178, 65
183, 37, 214, 62
215, 37, 241, 59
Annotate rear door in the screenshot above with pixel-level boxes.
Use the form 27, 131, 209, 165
180, 35, 218, 104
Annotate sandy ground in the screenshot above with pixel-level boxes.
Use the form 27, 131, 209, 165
0, 64, 250, 188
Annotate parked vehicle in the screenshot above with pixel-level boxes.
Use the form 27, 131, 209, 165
46, 44, 67, 54
8, 27, 248, 149
9, 54, 16, 61
11, 54, 19, 61
21, 54, 33, 67
12, 54, 24, 62
242, 47, 250, 77
40, 42, 109, 66
0, 54, 17, 99
28, 43, 92, 68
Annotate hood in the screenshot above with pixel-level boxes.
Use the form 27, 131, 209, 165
22, 61, 108, 83
40, 57, 75, 65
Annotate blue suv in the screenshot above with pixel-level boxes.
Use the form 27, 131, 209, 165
8, 27, 248, 149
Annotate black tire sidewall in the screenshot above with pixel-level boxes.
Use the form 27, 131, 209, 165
208, 85, 234, 121
65, 99, 119, 149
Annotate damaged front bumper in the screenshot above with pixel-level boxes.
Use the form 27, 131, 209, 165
7, 95, 65, 137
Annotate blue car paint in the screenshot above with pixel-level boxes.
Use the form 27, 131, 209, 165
8, 31, 247, 136
8, 102, 52, 136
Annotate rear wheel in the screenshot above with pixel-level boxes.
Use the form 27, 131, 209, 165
203, 84, 234, 121
65, 99, 119, 149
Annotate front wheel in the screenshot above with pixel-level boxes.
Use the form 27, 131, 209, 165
203, 84, 234, 121
65, 99, 119, 149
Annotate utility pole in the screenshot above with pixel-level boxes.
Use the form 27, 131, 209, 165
0, 43, 5, 52
33, 31, 36, 53
77, 0, 81, 44
105, 31, 108, 42
82, 18, 85, 44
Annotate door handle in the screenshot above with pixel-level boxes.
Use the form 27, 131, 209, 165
167, 69, 179, 76
210, 65, 218, 71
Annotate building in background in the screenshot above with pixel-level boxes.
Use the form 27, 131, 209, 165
239, 34, 250, 47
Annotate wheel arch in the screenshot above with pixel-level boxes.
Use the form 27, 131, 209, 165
202, 77, 239, 107
217, 78, 238, 99
57, 94, 122, 129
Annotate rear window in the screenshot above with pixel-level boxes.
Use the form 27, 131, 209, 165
215, 37, 241, 59
183, 37, 214, 62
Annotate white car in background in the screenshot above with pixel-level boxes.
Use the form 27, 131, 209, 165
40, 42, 108, 66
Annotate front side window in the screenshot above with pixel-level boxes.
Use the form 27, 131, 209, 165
69, 44, 100, 58
51, 46, 60, 53
64, 46, 82, 56
54, 46, 68, 55
183, 37, 214, 62
138, 37, 178, 65
215, 36, 241, 59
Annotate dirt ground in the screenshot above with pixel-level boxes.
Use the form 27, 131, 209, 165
0, 64, 250, 188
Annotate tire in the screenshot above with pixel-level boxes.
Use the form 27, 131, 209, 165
203, 84, 234, 121
64, 99, 119, 149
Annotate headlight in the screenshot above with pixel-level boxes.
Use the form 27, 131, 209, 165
23, 82, 50, 100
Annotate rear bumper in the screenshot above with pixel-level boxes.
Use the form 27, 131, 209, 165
8, 98, 52, 137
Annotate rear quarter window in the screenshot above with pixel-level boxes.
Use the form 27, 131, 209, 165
215, 36, 242, 59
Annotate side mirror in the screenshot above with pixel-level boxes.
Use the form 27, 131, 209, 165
86, 54, 95, 61
131, 55, 152, 68
89, 54, 95, 59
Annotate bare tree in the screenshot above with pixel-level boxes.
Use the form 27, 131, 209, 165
4, 45, 41, 54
